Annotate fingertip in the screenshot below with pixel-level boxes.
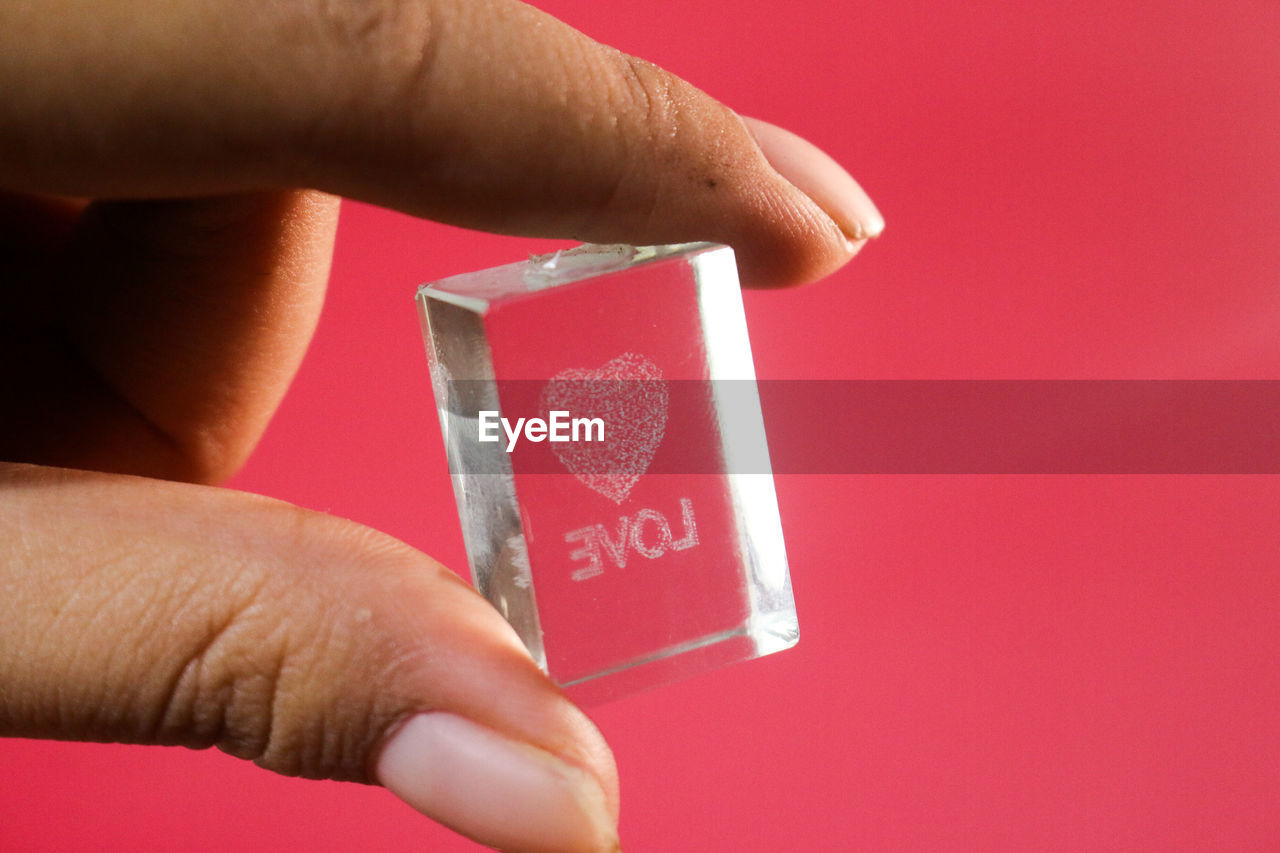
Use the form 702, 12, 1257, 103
707, 114, 882, 288
741, 116, 885, 244
378, 712, 620, 853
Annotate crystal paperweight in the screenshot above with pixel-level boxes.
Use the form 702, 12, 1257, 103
416, 243, 796, 704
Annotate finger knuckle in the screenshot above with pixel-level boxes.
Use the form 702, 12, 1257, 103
589, 50, 738, 234
157, 507, 419, 783
307, 0, 439, 108
564, 52, 679, 233
283, 0, 438, 170
614, 53, 684, 151
307, 0, 429, 53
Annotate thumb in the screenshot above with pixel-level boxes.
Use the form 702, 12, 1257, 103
0, 0, 881, 287
0, 463, 619, 853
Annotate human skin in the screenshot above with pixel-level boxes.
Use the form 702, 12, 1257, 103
0, 1, 881, 850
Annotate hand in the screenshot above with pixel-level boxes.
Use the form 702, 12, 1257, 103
0, 1, 882, 850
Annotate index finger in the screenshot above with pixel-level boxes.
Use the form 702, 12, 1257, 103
0, 0, 882, 286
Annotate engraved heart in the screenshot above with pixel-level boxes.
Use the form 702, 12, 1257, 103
539, 353, 668, 504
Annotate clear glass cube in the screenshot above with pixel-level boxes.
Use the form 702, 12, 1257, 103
416, 243, 796, 704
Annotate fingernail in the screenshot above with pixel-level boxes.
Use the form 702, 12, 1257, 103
742, 116, 885, 244
378, 713, 620, 852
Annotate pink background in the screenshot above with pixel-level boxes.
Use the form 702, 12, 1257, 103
4, 1, 1278, 849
